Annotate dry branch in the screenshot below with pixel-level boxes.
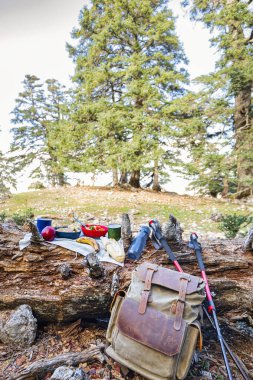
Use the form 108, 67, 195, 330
14, 344, 105, 380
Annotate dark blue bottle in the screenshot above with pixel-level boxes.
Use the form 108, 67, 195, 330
127, 226, 150, 260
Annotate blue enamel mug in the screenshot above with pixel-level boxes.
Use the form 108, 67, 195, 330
36, 218, 52, 233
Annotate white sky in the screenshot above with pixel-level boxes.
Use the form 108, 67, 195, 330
0, 0, 216, 193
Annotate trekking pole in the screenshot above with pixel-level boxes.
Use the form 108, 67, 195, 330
149, 220, 236, 380
203, 307, 249, 380
189, 233, 234, 380
149, 219, 184, 273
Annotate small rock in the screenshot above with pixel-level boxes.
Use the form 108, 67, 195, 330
201, 370, 213, 379
0, 305, 37, 348
71, 368, 89, 380
162, 214, 183, 244
59, 263, 72, 279
50, 366, 74, 380
210, 212, 223, 222
86, 252, 104, 278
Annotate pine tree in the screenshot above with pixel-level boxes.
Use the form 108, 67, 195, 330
67, 0, 188, 188
171, 90, 237, 196
11, 75, 70, 186
183, 0, 253, 196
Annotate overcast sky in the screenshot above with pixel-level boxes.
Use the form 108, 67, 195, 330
0, 0, 216, 192
0, 0, 85, 151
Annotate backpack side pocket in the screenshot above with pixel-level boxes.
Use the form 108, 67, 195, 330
176, 321, 202, 379
106, 290, 125, 343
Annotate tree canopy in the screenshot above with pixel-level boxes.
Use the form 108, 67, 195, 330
67, 0, 189, 189
11, 75, 71, 186
182, 0, 253, 196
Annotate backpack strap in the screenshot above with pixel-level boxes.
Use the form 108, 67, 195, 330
138, 264, 158, 314
174, 273, 191, 331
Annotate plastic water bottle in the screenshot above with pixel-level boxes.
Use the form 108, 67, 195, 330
127, 226, 150, 260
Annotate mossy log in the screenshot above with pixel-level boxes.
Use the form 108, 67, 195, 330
0, 222, 252, 327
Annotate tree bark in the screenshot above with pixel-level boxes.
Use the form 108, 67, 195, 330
119, 171, 128, 185
0, 222, 252, 327
221, 177, 229, 197
112, 168, 119, 187
57, 172, 66, 187
152, 160, 161, 192
129, 170, 140, 188
234, 84, 253, 194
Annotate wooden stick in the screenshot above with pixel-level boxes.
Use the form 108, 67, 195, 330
14, 344, 105, 380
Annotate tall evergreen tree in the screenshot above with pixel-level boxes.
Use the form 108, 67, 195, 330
183, 0, 253, 196
68, 0, 189, 188
11, 75, 70, 186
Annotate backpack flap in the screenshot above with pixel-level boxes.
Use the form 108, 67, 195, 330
136, 262, 202, 295
117, 298, 186, 356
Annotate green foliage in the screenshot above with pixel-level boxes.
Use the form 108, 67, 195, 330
219, 214, 251, 238
10, 76, 71, 186
67, 0, 189, 188
28, 182, 46, 190
183, 0, 253, 194
11, 208, 35, 226
0, 211, 7, 222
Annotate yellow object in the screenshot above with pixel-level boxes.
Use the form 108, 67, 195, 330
76, 236, 100, 252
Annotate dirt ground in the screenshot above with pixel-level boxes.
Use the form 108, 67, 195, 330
0, 317, 251, 380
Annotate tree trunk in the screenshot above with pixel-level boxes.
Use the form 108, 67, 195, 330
119, 171, 128, 185
129, 170, 140, 188
57, 172, 66, 186
221, 177, 229, 197
112, 168, 119, 187
152, 161, 161, 192
234, 83, 252, 194
0, 222, 252, 327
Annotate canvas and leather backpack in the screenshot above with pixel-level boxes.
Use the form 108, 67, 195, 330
106, 262, 205, 380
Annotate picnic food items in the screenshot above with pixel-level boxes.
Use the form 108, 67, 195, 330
100, 237, 125, 263
108, 223, 121, 241
41, 226, 56, 241
76, 236, 100, 252
55, 226, 81, 239
81, 224, 108, 238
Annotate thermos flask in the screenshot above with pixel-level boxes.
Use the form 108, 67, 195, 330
127, 226, 150, 260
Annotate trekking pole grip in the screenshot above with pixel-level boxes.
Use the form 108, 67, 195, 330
149, 220, 182, 271
190, 233, 205, 271
190, 233, 215, 312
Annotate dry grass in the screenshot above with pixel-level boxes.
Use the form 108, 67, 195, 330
0, 186, 251, 236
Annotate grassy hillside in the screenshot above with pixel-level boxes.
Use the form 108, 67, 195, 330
1, 186, 252, 237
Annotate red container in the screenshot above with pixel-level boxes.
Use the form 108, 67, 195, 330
81, 224, 108, 238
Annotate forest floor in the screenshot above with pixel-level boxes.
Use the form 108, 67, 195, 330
1, 318, 250, 380
1, 185, 253, 238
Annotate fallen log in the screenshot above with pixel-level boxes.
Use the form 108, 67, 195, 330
0, 222, 252, 326
14, 343, 105, 380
